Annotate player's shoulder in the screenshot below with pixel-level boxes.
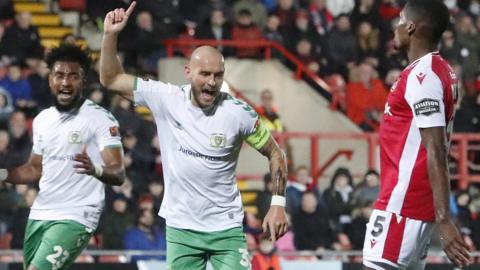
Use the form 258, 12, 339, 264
81, 99, 118, 125
220, 93, 258, 119
32, 107, 56, 123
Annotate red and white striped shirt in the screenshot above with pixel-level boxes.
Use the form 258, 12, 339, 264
375, 52, 458, 221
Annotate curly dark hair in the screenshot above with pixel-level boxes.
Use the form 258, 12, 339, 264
45, 44, 91, 74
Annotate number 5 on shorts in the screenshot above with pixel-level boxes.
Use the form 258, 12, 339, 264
371, 215, 386, 237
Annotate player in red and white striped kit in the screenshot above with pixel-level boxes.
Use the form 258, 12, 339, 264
362, 1, 471, 269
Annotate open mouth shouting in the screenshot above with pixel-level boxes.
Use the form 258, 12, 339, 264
57, 89, 76, 104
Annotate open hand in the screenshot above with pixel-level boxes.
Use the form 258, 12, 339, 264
73, 145, 94, 175
438, 220, 471, 267
262, 205, 289, 242
103, 1, 136, 35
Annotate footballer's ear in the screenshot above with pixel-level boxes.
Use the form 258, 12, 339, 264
184, 64, 192, 80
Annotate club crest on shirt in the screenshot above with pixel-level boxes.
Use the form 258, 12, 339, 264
413, 98, 440, 116
68, 131, 82, 144
210, 133, 226, 148
109, 126, 119, 137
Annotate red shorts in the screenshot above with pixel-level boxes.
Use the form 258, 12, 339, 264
363, 209, 434, 269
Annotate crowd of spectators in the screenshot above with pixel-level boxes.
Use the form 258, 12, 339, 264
0, 0, 480, 264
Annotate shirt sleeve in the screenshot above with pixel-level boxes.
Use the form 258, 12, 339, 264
95, 112, 123, 151
405, 69, 446, 128
239, 103, 271, 150
133, 77, 172, 112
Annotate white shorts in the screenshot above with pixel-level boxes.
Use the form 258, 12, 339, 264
363, 209, 434, 270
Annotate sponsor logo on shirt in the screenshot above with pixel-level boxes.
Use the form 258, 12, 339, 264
178, 146, 222, 161
384, 102, 392, 116
210, 133, 226, 148
413, 98, 440, 116
68, 131, 82, 144
109, 126, 119, 137
416, 72, 426, 84
370, 238, 377, 248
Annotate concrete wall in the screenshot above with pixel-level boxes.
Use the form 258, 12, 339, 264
158, 58, 375, 188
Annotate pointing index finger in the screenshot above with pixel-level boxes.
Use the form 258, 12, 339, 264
125, 1, 136, 17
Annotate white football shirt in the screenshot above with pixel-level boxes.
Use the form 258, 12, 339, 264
29, 99, 122, 229
134, 78, 259, 232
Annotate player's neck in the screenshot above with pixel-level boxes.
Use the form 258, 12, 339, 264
407, 41, 438, 64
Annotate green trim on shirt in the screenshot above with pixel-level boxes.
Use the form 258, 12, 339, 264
103, 144, 123, 149
133, 77, 138, 91
245, 121, 270, 150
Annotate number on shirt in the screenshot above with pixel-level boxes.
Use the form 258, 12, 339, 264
371, 215, 386, 237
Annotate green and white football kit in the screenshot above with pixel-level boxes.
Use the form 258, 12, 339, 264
24, 99, 122, 270
134, 78, 270, 270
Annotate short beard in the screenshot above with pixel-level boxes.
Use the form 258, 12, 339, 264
53, 93, 85, 113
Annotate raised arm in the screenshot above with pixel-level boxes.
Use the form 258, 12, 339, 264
420, 127, 470, 267
1, 153, 43, 184
99, 2, 136, 101
73, 146, 126, 186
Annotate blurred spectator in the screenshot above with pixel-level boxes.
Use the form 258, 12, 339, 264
252, 237, 281, 270
309, 0, 334, 36
233, 0, 267, 28
295, 38, 321, 74
27, 60, 51, 111
0, 23, 8, 62
351, 169, 380, 206
256, 89, 284, 133
326, 0, 354, 17
255, 173, 273, 221
346, 62, 388, 131
286, 165, 311, 214
378, 0, 402, 21
286, 10, 324, 55
124, 208, 166, 262
350, 0, 382, 27
263, 14, 284, 47
292, 191, 335, 251
147, 180, 165, 228
272, 0, 297, 30
0, 181, 17, 235
454, 92, 480, 132
440, 30, 462, 64
123, 11, 167, 72
0, 129, 10, 165
111, 96, 142, 136
196, 8, 233, 56
0, 61, 34, 109
8, 110, 31, 165
384, 68, 401, 89
327, 14, 357, 77
2, 12, 43, 61
0, 86, 13, 126
9, 186, 37, 248
456, 192, 473, 236
231, 9, 264, 58
105, 178, 136, 212
326, 73, 347, 112
136, 0, 181, 38
356, 21, 381, 61
455, 13, 480, 94
0, 0, 14, 22
345, 200, 373, 250
323, 167, 353, 232
100, 194, 135, 249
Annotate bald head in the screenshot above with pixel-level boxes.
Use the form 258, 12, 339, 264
185, 46, 225, 108
189, 46, 224, 67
